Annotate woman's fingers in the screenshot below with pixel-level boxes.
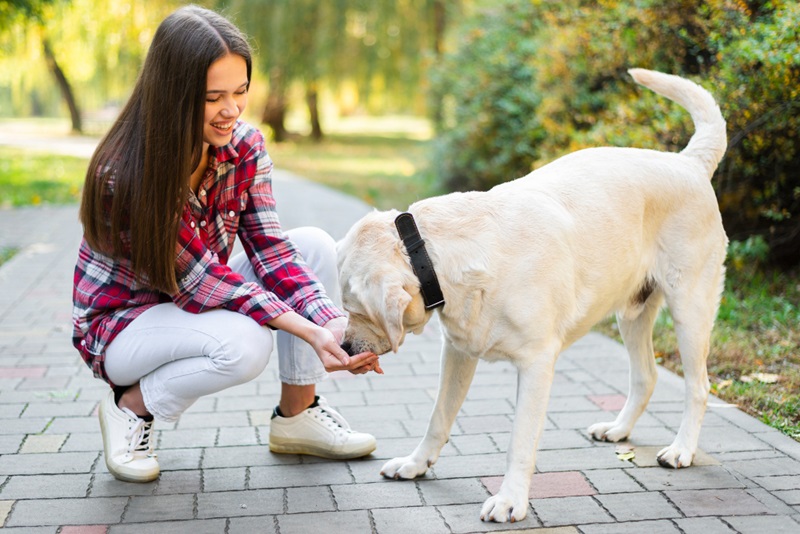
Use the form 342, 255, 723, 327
347, 353, 384, 375
321, 350, 378, 373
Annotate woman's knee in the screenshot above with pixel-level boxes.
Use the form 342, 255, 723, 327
222, 320, 273, 383
288, 227, 336, 267
287, 227, 339, 296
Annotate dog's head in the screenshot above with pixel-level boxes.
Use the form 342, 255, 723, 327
337, 210, 434, 356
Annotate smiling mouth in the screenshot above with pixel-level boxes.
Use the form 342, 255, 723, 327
211, 121, 233, 132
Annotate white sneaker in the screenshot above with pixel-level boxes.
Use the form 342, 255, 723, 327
269, 396, 376, 459
98, 390, 160, 482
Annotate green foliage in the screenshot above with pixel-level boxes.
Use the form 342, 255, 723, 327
432, 0, 800, 266
223, 0, 443, 114
727, 235, 770, 270
430, 2, 545, 191
0, 0, 183, 123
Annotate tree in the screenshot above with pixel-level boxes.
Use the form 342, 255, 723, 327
223, 0, 449, 142
1, 0, 83, 132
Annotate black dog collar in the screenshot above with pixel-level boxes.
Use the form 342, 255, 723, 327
395, 212, 445, 310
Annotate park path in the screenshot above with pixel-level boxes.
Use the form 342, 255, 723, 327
0, 132, 798, 532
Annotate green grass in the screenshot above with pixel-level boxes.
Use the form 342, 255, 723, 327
0, 146, 87, 207
267, 131, 440, 211
0, 246, 18, 268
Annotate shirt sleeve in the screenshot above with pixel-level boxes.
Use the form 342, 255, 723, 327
235, 138, 344, 327
171, 214, 293, 324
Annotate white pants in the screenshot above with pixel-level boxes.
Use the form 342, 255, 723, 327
104, 227, 339, 422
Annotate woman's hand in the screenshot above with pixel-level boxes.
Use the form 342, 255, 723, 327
322, 316, 348, 345
269, 312, 383, 375
322, 317, 383, 375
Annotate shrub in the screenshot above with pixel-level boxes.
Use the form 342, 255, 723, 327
431, 0, 800, 266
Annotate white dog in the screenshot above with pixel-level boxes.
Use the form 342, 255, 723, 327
337, 69, 727, 523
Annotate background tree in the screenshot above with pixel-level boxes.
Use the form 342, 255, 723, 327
222, 0, 451, 142
0, 0, 179, 133
1, 0, 83, 132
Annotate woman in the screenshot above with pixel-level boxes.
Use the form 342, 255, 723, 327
73, 5, 381, 483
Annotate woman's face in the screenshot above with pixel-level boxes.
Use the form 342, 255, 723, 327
203, 53, 249, 147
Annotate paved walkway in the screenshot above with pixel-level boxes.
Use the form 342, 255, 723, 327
1, 166, 799, 533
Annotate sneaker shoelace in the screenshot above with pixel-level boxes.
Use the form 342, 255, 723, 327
316, 398, 352, 432
120, 407, 156, 462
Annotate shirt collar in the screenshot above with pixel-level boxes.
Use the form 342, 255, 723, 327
209, 122, 240, 164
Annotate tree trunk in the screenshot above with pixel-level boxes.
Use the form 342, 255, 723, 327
430, 0, 447, 126
433, 0, 446, 56
42, 38, 82, 134
262, 67, 288, 142
306, 82, 323, 142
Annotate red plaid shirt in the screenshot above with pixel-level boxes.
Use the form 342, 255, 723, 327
72, 121, 344, 385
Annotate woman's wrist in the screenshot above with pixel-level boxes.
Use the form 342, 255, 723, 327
268, 311, 322, 346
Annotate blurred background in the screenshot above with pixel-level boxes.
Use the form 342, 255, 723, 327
0, 0, 798, 439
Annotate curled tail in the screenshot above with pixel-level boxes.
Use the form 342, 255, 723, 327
628, 68, 726, 178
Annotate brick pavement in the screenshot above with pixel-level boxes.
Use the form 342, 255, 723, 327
1, 177, 799, 533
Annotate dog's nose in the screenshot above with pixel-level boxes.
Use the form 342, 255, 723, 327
340, 341, 356, 356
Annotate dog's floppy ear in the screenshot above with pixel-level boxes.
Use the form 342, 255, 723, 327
379, 282, 412, 353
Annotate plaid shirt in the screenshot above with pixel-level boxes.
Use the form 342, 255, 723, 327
72, 121, 344, 385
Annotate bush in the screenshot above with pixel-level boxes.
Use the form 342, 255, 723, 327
431, 0, 800, 266
429, 2, 546, 192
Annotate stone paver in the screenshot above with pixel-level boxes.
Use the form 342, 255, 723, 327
1, 136, 800, 532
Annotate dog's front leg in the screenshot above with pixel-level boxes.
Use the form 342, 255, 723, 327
481, 357, 555, 523
381, 342, 478, 480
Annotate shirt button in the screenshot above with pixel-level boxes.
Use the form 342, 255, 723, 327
80, 340, 86, 346
190, 221, 196, 228
200, 220, 207, 227
228, 210, 236, 217
199, 190, 206, 196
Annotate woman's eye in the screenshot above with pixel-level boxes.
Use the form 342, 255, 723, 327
206, 96, 221, 103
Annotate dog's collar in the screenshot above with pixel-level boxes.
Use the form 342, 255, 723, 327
395, 212, 445, 310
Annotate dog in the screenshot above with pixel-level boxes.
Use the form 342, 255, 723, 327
336, 69, 727, 523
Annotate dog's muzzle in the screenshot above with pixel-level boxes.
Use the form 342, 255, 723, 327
340, 341, 357, 357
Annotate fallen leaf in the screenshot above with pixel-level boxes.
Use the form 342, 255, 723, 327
752, 372, 780, 384
616, 451, 636, 461
717, 379, 733, 390
614, 444, 635, 461
739, 375, 753, 383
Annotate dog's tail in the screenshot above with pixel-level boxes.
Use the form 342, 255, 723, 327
629, 68, 726, 178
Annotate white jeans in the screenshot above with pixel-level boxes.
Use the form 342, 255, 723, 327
104, 227, 339, 422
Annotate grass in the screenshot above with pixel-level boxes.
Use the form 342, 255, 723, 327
0, 146, 87, 207
267, 117, 440, 211
594, 261, 800, 441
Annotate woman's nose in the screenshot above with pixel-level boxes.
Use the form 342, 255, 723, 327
220, 97, 238, 118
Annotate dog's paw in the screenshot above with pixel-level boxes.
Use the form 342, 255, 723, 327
587, 421, 630, 442
656, 444, 694, 469
380, 455, 429, 480
480, 492, 528, 523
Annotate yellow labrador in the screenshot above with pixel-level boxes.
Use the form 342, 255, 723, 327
337, 69, 727, 523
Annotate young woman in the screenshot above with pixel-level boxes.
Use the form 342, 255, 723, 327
73, 5, 381, 483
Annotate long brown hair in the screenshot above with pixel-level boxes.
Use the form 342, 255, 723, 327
79, 5, 252, 293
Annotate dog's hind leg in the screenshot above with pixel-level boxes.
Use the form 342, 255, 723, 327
481, 352, 557, 523
381, 341, 478, 480
588, 289, 664, 442
656, 267, 722, 468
